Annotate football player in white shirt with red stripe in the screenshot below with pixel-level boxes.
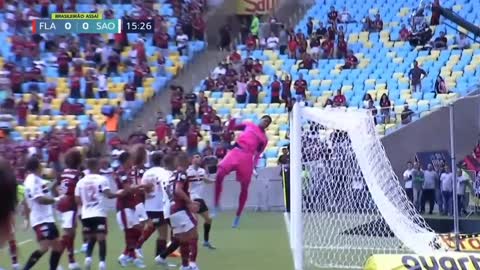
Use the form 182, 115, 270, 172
187, 153, 216, 250
75, 156, 121, 270
23, 156, 63, 270
136, 151, 172, 263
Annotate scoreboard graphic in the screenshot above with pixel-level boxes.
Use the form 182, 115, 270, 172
32, 13, 154, 34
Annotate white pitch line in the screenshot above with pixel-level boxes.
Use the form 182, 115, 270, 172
18, 239, 32, 246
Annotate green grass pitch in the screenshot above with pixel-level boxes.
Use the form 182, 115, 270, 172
0, 211, 294, 270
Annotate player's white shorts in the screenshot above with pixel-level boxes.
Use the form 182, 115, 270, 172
135, 203, 148, 223
60, 211, 77, 229
116, 208, 139, 231
170, 210, 197, 235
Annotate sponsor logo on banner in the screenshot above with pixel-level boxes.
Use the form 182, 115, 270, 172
364, 253, 480, 270
236, 0, 279, 15
440, 233, 480, 252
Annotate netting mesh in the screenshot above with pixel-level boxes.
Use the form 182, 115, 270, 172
298, 108, 443, 270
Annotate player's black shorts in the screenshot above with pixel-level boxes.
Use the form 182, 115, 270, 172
194, 198, 209, 214
33, 222, 59, 241
147, 211, 168, 227
82, 217, 108, 234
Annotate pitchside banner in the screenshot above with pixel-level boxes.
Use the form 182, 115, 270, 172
416, 150, 450, 170
364, 253, 480, 270
236, 0, 279, 14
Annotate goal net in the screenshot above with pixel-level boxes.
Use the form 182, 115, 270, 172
289, 105, 445, 270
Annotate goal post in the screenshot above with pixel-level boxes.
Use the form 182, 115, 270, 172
289, 104, 445, 270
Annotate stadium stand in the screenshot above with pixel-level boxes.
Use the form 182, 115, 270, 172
156, 0, 480, 168
2, 0, 205, 143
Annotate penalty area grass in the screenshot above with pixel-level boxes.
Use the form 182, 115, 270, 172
0, 211, 293, 270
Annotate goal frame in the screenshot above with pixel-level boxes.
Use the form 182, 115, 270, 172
288, 104, 442, 270
290, 103, 304, 270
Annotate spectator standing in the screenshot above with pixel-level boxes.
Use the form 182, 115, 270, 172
186, 125, 202, 155
266, 32, 279, 50
287, 35, 298, 59
176, 29, 189, 56
278, 25, 288, 55
235, 77, 247, 104
366, 100, 378, 125
155, 118, 170, 145
422, 163, 437, 214
97, 73, 108, 98
316, 22, 327, 39
440, 165, 453, 215
456, 168, 470, 215
192, 13, 206, 41
403, 161, 414, 202
412, 162, 424, 211
431, 0, 441, 26
210, 118, 222, 148
270, 75, 282, 103
176, 114, 190, 147
293, 74, 307, 99
281, 74, 292, 102
218, 24, 231, 51
306, 17, 314, 36
247, 75, 262, 104
321, 38, 334, 59
327, 6, 338, 25
16, 100, 28, 126
379, 94, 391, 123
408, 60, 427, 92
250, 13, 260, 38
336, 37, 348, 59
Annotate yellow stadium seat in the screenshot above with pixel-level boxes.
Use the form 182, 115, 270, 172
376, 124, 385, 135
320, 80, 332, 87
310, 80, 321, 87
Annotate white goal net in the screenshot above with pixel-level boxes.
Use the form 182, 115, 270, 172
289, 105, 445, 270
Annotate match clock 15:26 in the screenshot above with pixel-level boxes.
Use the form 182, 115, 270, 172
122, 19, 154, 33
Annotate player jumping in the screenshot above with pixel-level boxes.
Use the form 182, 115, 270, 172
53, 149, 84, 270
214, 115, 271, 228
188, 153, 216, 249
115, 151, 146, 268
75, 155, 120, 270
23, 156, 64, 270
137, 151, 173, 264
164, 152, 200, 270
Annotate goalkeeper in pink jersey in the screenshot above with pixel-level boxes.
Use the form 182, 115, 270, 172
214, 115, 272, 228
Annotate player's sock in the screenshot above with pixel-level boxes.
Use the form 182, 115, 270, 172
203, 223, 211, 242
23, 250, 45, 270
189, 238, 198, 263
160, 239, 179, 259
136, 225, 155, 249
214, 167, 227, 207
9, 239, 18, 264
179, 243, 190, 267
86, 238, 96, 258
98, 240, 106, 262
62, 234, 75, 263
236, 181, 250, 217
49, 250, 62, 270
155, 238, 167, 256
125, 228, 138, 257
